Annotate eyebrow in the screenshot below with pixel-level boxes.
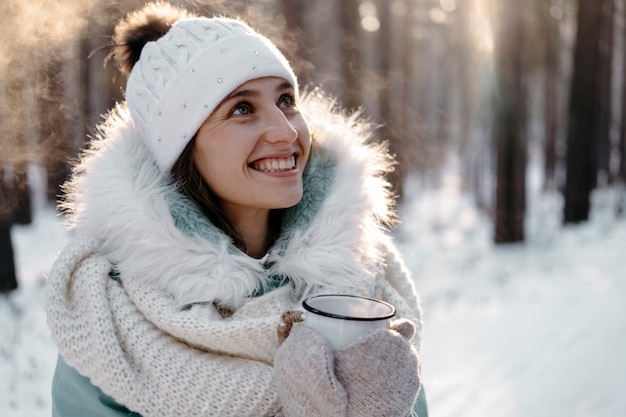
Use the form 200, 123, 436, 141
220, 81, 294, 105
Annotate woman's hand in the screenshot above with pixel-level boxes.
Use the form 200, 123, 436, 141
273, 325, 348, 416
334, 319, 421, 417
274, 315, 420, 417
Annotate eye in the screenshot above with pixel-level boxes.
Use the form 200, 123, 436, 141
231, 101, 253, 116
279, 94, 296, 110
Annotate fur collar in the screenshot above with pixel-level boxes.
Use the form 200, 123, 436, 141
61, 90, 395, 308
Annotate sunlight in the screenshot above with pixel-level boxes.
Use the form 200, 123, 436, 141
0, 0, 88, 70
468, 0, 495, 55
440, 0, 456, 13
428, 7, 450, 25
359, 1, 380, 32
550, 5, 564, 20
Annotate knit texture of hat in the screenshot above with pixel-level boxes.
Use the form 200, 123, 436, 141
125, 17, 298, 173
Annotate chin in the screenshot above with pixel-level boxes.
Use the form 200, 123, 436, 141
271, 193, 304, 210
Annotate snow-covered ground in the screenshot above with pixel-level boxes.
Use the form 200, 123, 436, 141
397, 172, 626, 417
2, 167, 625, 417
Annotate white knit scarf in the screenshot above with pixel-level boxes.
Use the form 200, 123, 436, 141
47, 235, 420, 416
48, 234, 293, 416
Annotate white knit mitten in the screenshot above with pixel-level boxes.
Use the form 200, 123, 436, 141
273, 325, 348, 417
334, 319, 421, 417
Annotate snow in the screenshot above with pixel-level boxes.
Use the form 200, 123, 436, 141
2, 167, 626, 417
396, 172, 626, 417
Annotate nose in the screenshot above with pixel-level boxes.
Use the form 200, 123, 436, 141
262, 107, 298, 144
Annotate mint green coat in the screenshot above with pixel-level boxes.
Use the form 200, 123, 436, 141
52, 355, 428, 416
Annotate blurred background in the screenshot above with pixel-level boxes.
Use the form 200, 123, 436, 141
2, 1, 625, 282
2, 1, 626, 416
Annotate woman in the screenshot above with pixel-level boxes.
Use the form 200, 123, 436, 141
45, 2, 427, 416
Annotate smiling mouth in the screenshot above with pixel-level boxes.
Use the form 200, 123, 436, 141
250, 154, 297, 173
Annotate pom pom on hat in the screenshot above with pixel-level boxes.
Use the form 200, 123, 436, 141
112, 2, 194, 77
117, 3, 298, 173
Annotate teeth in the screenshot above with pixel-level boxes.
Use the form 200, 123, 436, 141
253, 155, 296, 172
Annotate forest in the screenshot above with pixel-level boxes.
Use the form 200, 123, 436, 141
1, 0, 625, 291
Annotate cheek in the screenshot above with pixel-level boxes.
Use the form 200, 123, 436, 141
297, 121, 312, 152
193, 142, 222, 183
193, 140, 245, 191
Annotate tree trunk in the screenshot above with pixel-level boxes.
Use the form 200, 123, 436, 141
375, 0, 407, 200
7, 61, 32, 226
621, 0, 626, 185
617, 0, 626, 215
564, 0, 605, 223
0, 165, 18, 293
0, 226, 17, 293
339, 0, 362, 112
394, 0, 417, 199
277, 0, 313, 87
0, 65, 21, 293
494, 1, 527, 243
543, 3, 561, 190
592, 0, 615, 184
38, 58, 71, 202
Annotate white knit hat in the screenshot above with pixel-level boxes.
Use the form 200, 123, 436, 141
125, 17, 298, 173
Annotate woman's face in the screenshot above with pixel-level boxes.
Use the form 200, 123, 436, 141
193, 77, 311, 221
